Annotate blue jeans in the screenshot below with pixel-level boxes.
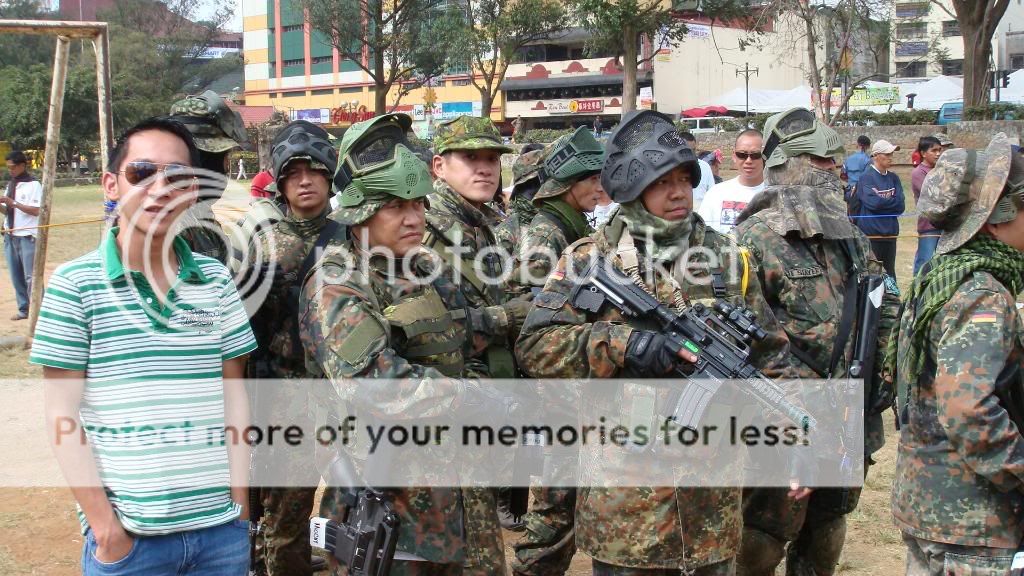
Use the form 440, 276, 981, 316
3, 234, 35, 316
82, 519, 249, 575
913, 234, 940, 276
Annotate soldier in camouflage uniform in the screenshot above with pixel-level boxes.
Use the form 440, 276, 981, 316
246, 120, 342, 575
889, 132, 1024, 575
168, 90, 251, 264
495, 143, 546, 254
508, 127, 603, 575
425, 115, 534, 564
515, 109, 783, 575
299, 113, 517, 575
731, 108, 901, 576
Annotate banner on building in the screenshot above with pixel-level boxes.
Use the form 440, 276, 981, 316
816, 85, 900, 109
292, 108, 331, 123
412, 101, 483, 121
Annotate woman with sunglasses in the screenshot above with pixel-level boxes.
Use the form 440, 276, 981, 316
889, 133, 1024, 575
732, 108, 901, 576
696, 130, 766, 235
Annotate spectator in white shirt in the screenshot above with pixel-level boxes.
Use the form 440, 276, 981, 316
1, 151, 42, 320
697, 129, 766, 234
679, 131, 716, 204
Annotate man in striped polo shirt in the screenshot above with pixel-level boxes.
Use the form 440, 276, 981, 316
31, 117, 257, 575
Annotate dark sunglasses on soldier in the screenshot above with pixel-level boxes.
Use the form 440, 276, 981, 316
119, 161, 196, 189
734, 151, 763, 161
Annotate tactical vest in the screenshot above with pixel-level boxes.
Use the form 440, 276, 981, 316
380, 282, 468, 377
423, 215, 517, 377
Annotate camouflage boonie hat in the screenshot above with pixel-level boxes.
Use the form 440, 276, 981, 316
933, 132, 954, 147
919, 132, 1012, 255
512, 149, 544, 186
432, 115, 513, 155
170, 90, 251, 153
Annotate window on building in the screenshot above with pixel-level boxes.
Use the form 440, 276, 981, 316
283, 91, 305, 97
896, 22, 927, 39
311, 55, 332, 64
282, 58, 305, 67
452, 78, 472, 86
447, 61, 470, 76
941, 59, 963, 75
281, 24, 303, 33
942, 20, 961, 37
897, 60, 927, 78
895, 3, 929, 19
1012, 54, 1024, 70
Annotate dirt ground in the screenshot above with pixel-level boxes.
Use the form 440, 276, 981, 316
0, 172, 916, 574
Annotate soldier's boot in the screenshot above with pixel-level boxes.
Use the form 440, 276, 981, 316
736, 527, 787, 576
511, 486, 576, 576
497, 486, 526, 532
784, 515, 847, 576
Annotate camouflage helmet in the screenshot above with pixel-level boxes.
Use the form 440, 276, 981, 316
512, 149, 544, 187
919, 132, 1014, 255
534, 126, 605, 201
332, 113, 432, 226
433, 115, 513, 155
270, 120, 338, 196
169, 90, 251, 153
761, 108, 844, 168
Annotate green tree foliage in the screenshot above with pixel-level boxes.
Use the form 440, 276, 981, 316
303, 0, 462, 114
0, 0, 56, 68
448, 0, 569, 117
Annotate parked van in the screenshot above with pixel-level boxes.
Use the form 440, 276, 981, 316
677, 116, 726, 134
936, 102, 963, 125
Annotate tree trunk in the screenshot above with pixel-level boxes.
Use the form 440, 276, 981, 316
621, 23, 637, 114
481, 89, 494, 119
801, 10, 826, 121
962, 27, 990, 107
374, 83, 388, 116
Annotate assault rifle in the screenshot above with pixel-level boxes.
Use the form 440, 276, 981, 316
569, 255, 815, 432
309, 449, 400, 576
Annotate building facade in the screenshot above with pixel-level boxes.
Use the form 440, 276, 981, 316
890, 0, 964, 81
240, 0, 501, 136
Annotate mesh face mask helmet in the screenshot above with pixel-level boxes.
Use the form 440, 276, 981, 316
601, 110, 701, 204
538, 126, 605, 183
335, 113, 433, 207
761, 108, 844, 169
270, 120, 339, 191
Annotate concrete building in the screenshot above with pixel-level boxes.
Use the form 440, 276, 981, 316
890, 0, 964, 81
240, 0, 501, 136
995, 0, 1024, 71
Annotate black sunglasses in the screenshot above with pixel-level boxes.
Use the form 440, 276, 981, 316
119, 161, 196, 189
734, 151, 763, 161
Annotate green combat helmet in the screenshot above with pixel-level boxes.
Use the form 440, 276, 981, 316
761, 108, 844, 168
432, 115, 513, 155
332, 113, 433, 225
533, 126, 604, 201
170, 90, 251, 153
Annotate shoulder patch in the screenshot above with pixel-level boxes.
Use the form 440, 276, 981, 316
970, 311, 998, 324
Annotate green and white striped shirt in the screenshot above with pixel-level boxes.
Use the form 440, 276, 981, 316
30, 228, 257, 535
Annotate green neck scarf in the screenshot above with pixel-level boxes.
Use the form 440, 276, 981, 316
617, 200, 693, 262
886, 234, 1024, 391
286, 207, 329, 239
538, 198, 592, 243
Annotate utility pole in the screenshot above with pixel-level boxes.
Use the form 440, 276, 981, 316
736, 63, 759, 120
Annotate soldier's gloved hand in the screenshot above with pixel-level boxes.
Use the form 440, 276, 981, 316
624, 330, 690, 376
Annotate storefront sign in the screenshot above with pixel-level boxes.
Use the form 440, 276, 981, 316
412, 101, 482, 121
569, 99, 604, 113
330, 106, 375, 125
292, 108, 330, 123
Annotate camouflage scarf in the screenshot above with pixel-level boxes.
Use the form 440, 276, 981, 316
431, 179, 501, 228
618, 199, 693, 262
885, 234, 1024, 390
537, 197, 591, 243
737, 158, 856, 240
284, 207, 329, 239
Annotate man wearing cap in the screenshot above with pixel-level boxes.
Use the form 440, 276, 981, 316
516, 109, 781, 575
889, 132, 1024, 575
426, 114, 532, 575
243, 119, 343, 575
850, 139, 905, 278
495, 144, 545, 256
732, 108, 901, 576
508, 126, 604, 576
300, 113, 518, 575
168, 90, 252, 265
842, 135, 871, 197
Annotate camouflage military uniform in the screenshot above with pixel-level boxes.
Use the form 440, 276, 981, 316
891, 134, 1024, 575
299, 245, 505, 576
495, 150, 544, 257
515, 206, 778, 574
169, 90, 252, 264
732, 158, 901, 576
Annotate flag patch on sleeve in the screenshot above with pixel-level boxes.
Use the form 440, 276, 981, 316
971, 312, 997, 324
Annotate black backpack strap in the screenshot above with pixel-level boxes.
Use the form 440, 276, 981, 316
827, 238, 862, 377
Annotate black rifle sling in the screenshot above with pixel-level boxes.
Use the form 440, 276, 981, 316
828, 238, 862, 378
290, 219, 343, 358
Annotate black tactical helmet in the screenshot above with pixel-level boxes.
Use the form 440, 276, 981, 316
270, 120, 339, 190
601, 110, 701, 203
